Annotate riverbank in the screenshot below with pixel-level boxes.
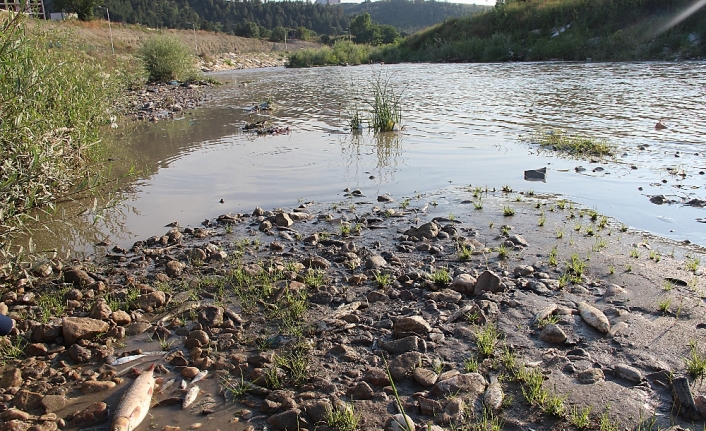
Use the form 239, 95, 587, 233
0, 187, 704, 431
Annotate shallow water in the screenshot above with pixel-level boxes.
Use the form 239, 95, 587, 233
28, 62, 706, 254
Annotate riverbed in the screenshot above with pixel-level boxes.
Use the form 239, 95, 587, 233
30, 62, 706, 255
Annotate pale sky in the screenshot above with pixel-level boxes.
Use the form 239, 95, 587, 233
340, 0, 495, 4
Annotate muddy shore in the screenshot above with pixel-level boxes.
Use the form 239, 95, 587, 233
0, 185, 705, 431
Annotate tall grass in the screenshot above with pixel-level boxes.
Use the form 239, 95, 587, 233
0, 9, 141, 240
367, 71, 402, 132
136, 35, 199, 82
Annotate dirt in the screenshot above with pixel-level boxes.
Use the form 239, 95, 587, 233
0, 185, 705, 431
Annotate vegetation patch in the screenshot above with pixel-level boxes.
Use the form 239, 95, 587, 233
525, 130, 616, 158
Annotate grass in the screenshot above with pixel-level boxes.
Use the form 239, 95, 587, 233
473, 200, 483, 210
630, 248, 640, 259
432, 267, 451, 284
527, 130, 616, 158
496, 243, 510, 259
686, 256, 701, 273
367, 70, 402, 133
374, 271, 391, 288
458, 245, 473, 260
326, 401, 360, 431
658, 298, 671, 314
555, 227, 564, 239
136, 34, 199, 82
563, 253, 586, 283
0, 336, 25, 365
475, 323, 500, 356
549, 246, 558, 266
502, 206, 515, 216
464, 355, 479, 372
221, 373, 253, 400
538, 214, 546, 227
569, 405, 592, 429
303, 268, 326, 289
684, 342, 706, 379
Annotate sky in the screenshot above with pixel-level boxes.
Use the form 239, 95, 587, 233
340, 0, 495, 4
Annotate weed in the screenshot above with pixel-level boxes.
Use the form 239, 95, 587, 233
527, 130, 616, 158
158, 337, 174, 351
544, 390, 567, 417
649, 250, 661, 262
473, 200, 483, 210
535, 202, 541, 209
598, 216, 609, 230
464, 355, 479, 373
555, 228, 564, 239
564, 253, 586, 282
488, 221, 494, 229
585, 225, 594, 236
374, 271, 391, 288
339, 223, 351, 236
367, 70, 403, 133
685, 342, 706, 379
519, 367, 546, 406
599, 408, 621, 431
221, 373, 253, 400
686, 256, 701, 273
502, 185, 513, 193
527, 189, 535, 196
496, 243, 510, 259
537, 315, 560, 328
538, 214, 546, 227
326, 402, 360, 431
557, 200, 567, 210
399, 199, 410, 210
475, 323, 500, 356
0, 336, 25, 364
500, 225, 510, 236
592, 237, 608, 252
265, 366, 283, 389
574, 222, 582, 232
608, 266, 615, 274
620, 224, 628, 233
549, 246, 558, 266
276, 351, 310, 386
658, 298, 671, 314
458, 246, 473, 260
503, 206, 515, 216
303, 269, 326, 289
569, 404, 592, 429
630, 248, 640, 259
432, 267, 451, 284
137, 35, 200, 82
625, 264, 633, 272
663, 281, 675, 291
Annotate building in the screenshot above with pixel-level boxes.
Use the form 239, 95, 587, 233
0, 0, 46, 19
315, 0, 341, 4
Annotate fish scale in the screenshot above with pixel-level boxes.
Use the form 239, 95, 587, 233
112, 363, 156, 431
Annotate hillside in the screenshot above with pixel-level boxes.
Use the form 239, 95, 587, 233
402, 0, 706, 62
342, 0, 489, 34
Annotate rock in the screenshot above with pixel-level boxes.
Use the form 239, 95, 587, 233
13, 390, 43, 412
347, 381, 374, 400
577, 368, 604, 384
672, 376, 701, 420
524, 167, 547, 181
604, 284, 626, 298
40, 395, 67, 414
0, 419, 30, 431
138, 291, 166, 309
111, 310, 132, 325
540, 324, 567, 344
380, 336, 422, 354
0, 408, 31, 421
302, 256, 330, 270
385, 413, 415, 431
182, 367, 200, 379
413, 368, 438, 387
275, 213, 293, 227
165, 260, 185, 278
451, 274, 477, 294
68, 344, 92, 363
33, 263, 53, 277
61, 317, 108, 346
89, 300, 112, 320
694, 395, 706, 419
507, 234, 528, 247
301, 399, 332, 423
63, 268, 94, 287
614, 364, 642, 384
259, 220, 272, 231
474, 270, 503, 295
125, 322, 152, 336
80, 380, 116, 394
363, 368, 389, 386
187, 330, 210, 346
0, 369, 22, 388
265, 408, 308, 431
31, 324, 62, 344
404, 222, 440, 239
367, 291, 389, 303
513, 265, 535, 277
427, 289, 462, 303
650, 195, 666, 205
378, 195, 394, 203
388, 352, 423, 381
69, 402, 109, 427
393, 316, 431, 338
198, 306, 224, 327
365, 254, 387, 269
577, 302, 610, 333
431, 373, 487, 397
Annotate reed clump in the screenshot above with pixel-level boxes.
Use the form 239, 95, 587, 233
136, 34, 200, 82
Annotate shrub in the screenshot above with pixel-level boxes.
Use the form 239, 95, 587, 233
136, 35, 199, 82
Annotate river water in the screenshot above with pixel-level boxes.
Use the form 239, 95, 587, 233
31, 62, 706, 254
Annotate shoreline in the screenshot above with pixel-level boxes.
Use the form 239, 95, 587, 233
1, 187, 704, 430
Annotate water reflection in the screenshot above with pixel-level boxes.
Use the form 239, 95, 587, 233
341, 132, 403, 184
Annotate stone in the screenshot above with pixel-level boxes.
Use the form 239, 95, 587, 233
540, 324, 567, 344
0, 369, 22, 388
378, 194, 394, 203
413, 368, 438, 387
301, 399, 332, 423
672, 376, 701, 420
385, 413, 415, 431
451, 274, 477, 294
63, 268, 94, 287
40, 395, 67, 414
165, 260, 185, 278
31, 324, 62, 344
388, 352, 423, 381
507, 234, 529, 247
0, 409, 31, 421
474, 270, 503, 295
80, 381, 116, 394
302, 257, 330, 270
393, 316, 431, 338
198, 306, 224, 327
125, 322, 152, 336
275, 213, 293, 227
427, 289, 462, 303
365, 255, 387, 269
380, 336, 422, 354
111, 310, 132, 326
32, 263, 53, 277
614, 364, 642, 384
404, 222, 439, 239
89, 300, 112, 320
524, 167, 547, 181
265, 408, 308, 431
513, 265, 535, 277
347, 381, 374, 400
138, 291, 166, 309
188, 330, 210, 346
62, 317, 108, 346
694, 395, 706, 419
13, 390, 43, 412
0, 419, 31, 431
577, 368, 604, 384
69, 402, 109, 427
363, 368, 389, 386
431, 373, 487, 397
182, 367, 200, 379
68, 344, 92, 363
367, 291, 389, 302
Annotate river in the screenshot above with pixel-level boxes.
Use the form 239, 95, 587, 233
29, 62, 706, 254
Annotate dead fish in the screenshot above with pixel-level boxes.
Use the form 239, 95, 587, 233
110, 351, 164, 366
112, 363, 156, 431
483, 374, 503, 411
577, 301, 610, 333
183, 385, 200, 409
532, 303, 558, 325
180, 379, 187, 390
158, 378, 175, 394
190, 370, 208, 385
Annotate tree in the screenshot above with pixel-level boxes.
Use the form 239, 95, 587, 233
54, 0, 100, 20
270, 26, 287, 42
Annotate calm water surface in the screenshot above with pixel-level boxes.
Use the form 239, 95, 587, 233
36, 62, 706, 254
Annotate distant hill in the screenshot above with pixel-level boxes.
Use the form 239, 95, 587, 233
343, 0, 489, 34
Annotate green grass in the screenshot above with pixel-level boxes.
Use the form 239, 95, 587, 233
569, 405, 592, 429
326, 401, 360, 431
686, 256, 701, 273
685, 342, 706, 379
136, 34, 199, 82
0, 336, 25, 365
432, 267, 451, 284
503, 206, 515, 216
527, 130, 616, 158
458, 245, 473, 260
496, 243, 510, 260
374, 271, 391, 288
658, 298, 671, 314
475, 323, 500, 356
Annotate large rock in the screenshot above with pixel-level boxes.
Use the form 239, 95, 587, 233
198, 306, 224, 327
385, 413, 415, 431
404, 222, 439, 239
0, 369, 22, 388
266, 408, 308, 430
393, 316, 431, 338
524, 167, 547, 181
41, 395, 67, 414
380, 336, 422, 354
431, 373, 487, 397
89, 300, 112, 320
63, 268, 94, 287
69, 402, 109, 427
62, 317, 108, 346
347, 381, 375, 400
13, 390, 43, 412
451, 274, 477, 294
474, 270, 503, 295
68, 344, 92, 363
30, 324, 62, 344
365, 255, 387, 269
275, 213, 293, 227
388, 352, 423, 381
413, 368, 438, 387
138, 291, 166, 309
165, 260, 185, 278
540, 324, 567, 344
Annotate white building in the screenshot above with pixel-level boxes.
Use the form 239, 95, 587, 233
315, 0, 341, 4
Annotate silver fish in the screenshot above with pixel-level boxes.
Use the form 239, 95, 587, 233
180, 379, 187, 390
483, 374, 503, 411
112, 363, 156, 431
190, 370, 208, 385
577, 301, 610, 334
110, 351, 164, 366
158, 378, 175, 394
183, 385, 200, 409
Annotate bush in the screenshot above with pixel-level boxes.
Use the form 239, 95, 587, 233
136, 35, 199, 82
